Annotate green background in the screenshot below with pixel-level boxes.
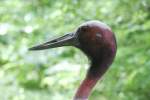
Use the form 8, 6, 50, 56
0, 0, 150, 100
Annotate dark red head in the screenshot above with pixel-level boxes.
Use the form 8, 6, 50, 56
29, 20, 117, 100
76, 21, 117, 77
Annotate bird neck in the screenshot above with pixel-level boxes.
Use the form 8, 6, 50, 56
73, 76, 99, 100
74, 58, 114, 100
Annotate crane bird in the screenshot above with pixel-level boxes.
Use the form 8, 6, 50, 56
29, 20, 117, 100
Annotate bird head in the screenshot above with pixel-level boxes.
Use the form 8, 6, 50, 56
29, 21, 116, 62
29, 20, 117, 100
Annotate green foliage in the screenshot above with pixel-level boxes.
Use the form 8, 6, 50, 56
0, 0, 150, 100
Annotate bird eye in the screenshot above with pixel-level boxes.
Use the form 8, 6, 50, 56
96, 33, 102, 38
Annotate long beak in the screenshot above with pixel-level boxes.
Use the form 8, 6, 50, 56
29, 32, 79, 50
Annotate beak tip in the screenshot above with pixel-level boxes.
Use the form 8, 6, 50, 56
28, 48, 33, 51
28, 47, 36, 51
28, 45, 46, 51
